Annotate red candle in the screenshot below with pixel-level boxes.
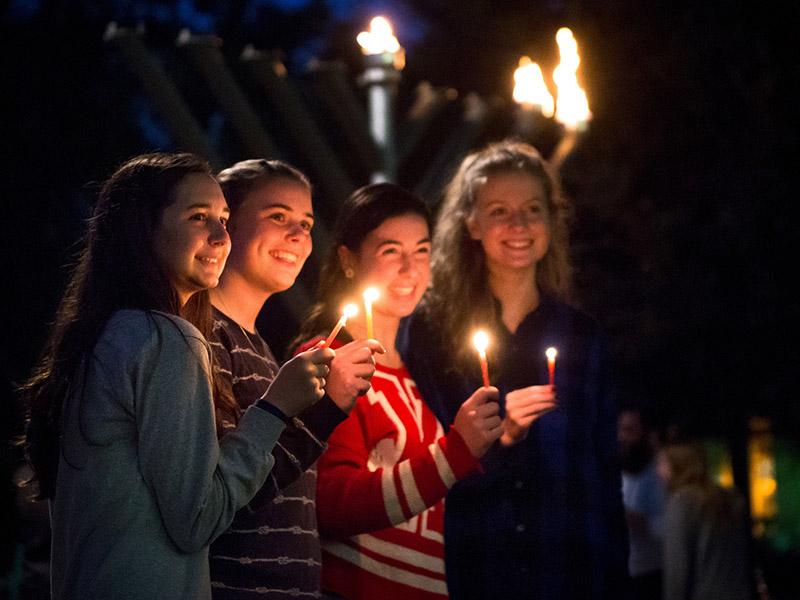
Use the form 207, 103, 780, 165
546, 347, 558, 386
472, 331, 491, 387
324, 304, 358, 347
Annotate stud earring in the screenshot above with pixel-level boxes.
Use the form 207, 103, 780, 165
344, 267, 355, 279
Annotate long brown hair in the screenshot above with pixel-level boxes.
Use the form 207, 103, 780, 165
21, 153, 227, 498
424, 138, 572, 366
291, 183, 431, 353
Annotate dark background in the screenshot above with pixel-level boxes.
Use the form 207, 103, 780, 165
2, 0, 798, 596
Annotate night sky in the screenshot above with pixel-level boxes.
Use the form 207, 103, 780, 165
2, 0, 798, 590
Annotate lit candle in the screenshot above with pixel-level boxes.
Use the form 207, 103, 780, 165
324, 304, 359, 347
363, 287, 380, 339
472, 330, 491, 388
546, 347, 558, 386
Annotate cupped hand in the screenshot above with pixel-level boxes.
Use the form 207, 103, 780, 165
452, 386, 503, 458
262, 346, 335, 417
500, 384, 557, 447
326, 339, 386, 413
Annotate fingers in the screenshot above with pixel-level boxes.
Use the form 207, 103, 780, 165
307, 346, 336, 365
473, 401, 500, 418
465, 386, 499, 408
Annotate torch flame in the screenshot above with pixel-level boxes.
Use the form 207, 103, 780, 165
472, 330, 490, 354
513, 56, 555, 118
553, 27, 591, 130
357, 16, 401, 56
546, 347, 558, 361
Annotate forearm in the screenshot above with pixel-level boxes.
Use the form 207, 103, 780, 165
245, 396, 347, 511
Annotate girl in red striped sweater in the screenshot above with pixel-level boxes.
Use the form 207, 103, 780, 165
294, 184, 503, 599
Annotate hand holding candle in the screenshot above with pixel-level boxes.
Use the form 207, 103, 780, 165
362, 287, 380, 339
472, 330, 491, 388
546, 347, 558, 386
324, 303, 359, 347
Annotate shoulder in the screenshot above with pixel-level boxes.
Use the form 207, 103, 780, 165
546, 298, 602, 336
100, 309, 209, 364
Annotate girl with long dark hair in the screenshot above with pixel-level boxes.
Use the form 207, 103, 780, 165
399, 139, 629, 599
293, 183, 502, 599
22, 153, 332, 599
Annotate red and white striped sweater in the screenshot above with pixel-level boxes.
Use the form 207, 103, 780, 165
316, 358, 480, 599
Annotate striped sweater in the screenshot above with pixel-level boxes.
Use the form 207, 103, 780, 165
314, 355, 480, 599
209, 309, 347, 599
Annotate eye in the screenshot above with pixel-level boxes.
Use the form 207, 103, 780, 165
488, 206, 507, 217
220, 216, 229, 228
416, 245, 431, 255
268, 212, 286, 223
300, 220, 313, 232
380, 246, 399, 256
190, 212, 208, 222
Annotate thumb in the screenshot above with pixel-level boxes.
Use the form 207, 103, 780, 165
309, 347, 336, 364
470, 385, 498, 406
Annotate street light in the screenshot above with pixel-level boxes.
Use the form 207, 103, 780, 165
357, 16, 405, 182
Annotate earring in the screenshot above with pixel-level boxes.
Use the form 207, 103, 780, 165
344, 267, 355, 279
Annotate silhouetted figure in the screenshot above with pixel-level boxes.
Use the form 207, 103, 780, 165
658, 442, 752, 600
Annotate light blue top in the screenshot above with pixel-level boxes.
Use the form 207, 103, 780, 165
50, 310, 285, 599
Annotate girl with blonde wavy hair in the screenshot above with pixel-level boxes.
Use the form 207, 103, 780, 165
399, 138, 629, 599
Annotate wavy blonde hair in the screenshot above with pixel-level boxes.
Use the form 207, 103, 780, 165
425, 139, 572, 366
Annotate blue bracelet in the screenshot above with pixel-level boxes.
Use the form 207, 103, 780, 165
255, 399, 291, 424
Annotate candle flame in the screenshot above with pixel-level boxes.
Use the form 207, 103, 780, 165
546, 347, 558, 361
363, 287, 380, 303
343, 303, 359, 319
513, 56, 555, 118
472, 330, 490, 354
357, 16, 401, 56
553, 27, 591, 130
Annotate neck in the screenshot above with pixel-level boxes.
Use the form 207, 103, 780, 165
210, 269, 270, 333
346, 313, 403, 368
488, 266, 540, 334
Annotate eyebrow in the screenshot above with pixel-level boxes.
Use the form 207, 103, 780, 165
376, 238, 431, 248
262, 203, 314, 219
187, 202, 230, 213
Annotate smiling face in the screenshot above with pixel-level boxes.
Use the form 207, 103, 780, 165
225, 177, 314, 295
341, 213, 431, 320
152, 173, 231, 305
467, 170, 552, 277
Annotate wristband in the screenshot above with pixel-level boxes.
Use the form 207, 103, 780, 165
255, 399, 291, 424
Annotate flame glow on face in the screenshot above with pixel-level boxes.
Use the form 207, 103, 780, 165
513, 56, 555, 118
553, 27, 591, 129
357, 16, 401, 55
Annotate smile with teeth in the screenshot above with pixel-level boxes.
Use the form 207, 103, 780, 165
269, 250, 298, 264
389, 285, 415, 297
198, 256, 219, 264
504, 240, 533, 249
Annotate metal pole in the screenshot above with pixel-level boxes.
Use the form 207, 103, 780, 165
359, 52, 400, 183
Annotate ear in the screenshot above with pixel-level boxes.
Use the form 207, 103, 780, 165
337, 245, 354, 273
466, 213, 481, 241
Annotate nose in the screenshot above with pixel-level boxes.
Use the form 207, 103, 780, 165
285, 220, 305, 240
209, 220, 229, 246
399, 252, 417, 275
509, 209, 529, 228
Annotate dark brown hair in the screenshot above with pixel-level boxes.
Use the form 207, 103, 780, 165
21, 153, 228, 498
291, 183, 431, 352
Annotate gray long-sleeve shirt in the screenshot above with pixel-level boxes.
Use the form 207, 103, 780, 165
50, 310, 285, 599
